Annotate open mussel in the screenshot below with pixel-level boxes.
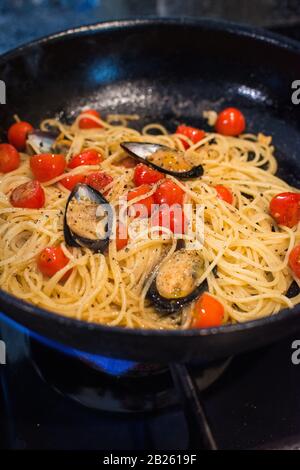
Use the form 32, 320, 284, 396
147, 249, 207, 314
64, 183, 114, 253
120, 142, 203, 179
27, 130, 57, 153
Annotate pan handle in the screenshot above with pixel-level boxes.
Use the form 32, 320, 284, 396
170, 363, 218, 450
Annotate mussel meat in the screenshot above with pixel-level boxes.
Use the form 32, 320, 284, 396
147, 249, 207, 314
120, 142, 203, 179
64, 183, 114, 253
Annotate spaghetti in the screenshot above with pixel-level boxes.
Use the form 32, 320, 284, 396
0, 111, 300, 329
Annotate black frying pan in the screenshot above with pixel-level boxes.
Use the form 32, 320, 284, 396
1, 18, 300, 363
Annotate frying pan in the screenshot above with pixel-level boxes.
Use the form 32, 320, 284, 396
1, 18, 300, 364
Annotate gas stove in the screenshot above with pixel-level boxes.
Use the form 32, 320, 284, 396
0, 311, 300, 450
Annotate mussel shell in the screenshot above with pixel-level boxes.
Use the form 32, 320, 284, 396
121, 142, 203, 180
27, 130, 58, 153
146, 249, 208, 314
64, 183, 114, 253
147, 279, 208, 315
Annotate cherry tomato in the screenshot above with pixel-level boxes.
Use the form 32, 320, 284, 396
176, 125, 206, 149
153, 204, 187, 235
153, 180, 185, 206
84, 172, 113, 193
134, 163, 165, 186
60, 173, 85, 191
10, 180, 45, 209
192, 293, 224, 328
269, 192, 300, 228
30, 153, 66, 182
68, 149, 103, 169
215, 107, 246, 136
215, 185, 234, 205
115, 157, 137, 168
127, 184, 154, 218
8, 121, 34, 150
0, 143, 20, 173
78, 109, 103, 129
289, 245, 300, 278
115, 223, 129, 251
37, 246, 70, 278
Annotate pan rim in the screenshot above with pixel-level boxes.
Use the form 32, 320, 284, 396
1, 17, 300, 339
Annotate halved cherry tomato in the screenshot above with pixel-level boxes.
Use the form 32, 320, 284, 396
78, 109, 103, 129
215, 107, 246, 136
115, 223, 129, 251
60, 173, 85, 191
10, 180, 45, 209
289, 245, 300, 278
37, 246, 70, 278
68, 149, 103, 169
134, 163, 165, 186
84, 171, 113, 193
115, 157, 137, 168
269, 192, 300, 228
0, 143, 20, 173
127, 184, 154, 218
153, 180, 185, 206
8, 121, 34, 150
215, 185, 234, 205
192, 293, 224, 328
153, 204, 187, 235
176, 125, 206, 149
30, 153, 66, 182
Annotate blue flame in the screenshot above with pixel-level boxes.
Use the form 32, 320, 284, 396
0, 312, 136, 375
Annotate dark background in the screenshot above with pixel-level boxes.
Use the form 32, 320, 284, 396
1, 0, 300, 54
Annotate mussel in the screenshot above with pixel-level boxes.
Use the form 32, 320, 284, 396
64, 183, 114, 253
147, 249, 207, 314
120, 142, 203, 179
27, 130, 57, 153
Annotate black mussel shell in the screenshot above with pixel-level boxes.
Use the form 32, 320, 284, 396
64, 183, 114, 253
121, 142, 203, 180
27, 130, 58, 153
146, 249, 207, 314
147, 279, 208, 315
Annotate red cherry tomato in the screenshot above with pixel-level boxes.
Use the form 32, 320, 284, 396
68, 149, 103, 169
192, 293, 224, 328
60, 173, 85, 191
289, 245, 300, 278
115, 223, 129, 251
8, 121, 34, 150
78, 109, 103, 129
134, 163, 165, 186
269, 192, 300, 228
10, 180, 45, 209
153, 204, 187, 235
30, 153, 66, 182
215, 185, 234, 205
0, 143, 20, 173
115, 157, 137, 168
127, 184, 154, 218
153, 180, 185, 206
176, 125, 206, 149
215, 107, 246, 136
37, 246, 70, 278
84, 172, 113, 193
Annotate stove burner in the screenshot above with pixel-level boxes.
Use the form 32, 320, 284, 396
30, 338, 231, 413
